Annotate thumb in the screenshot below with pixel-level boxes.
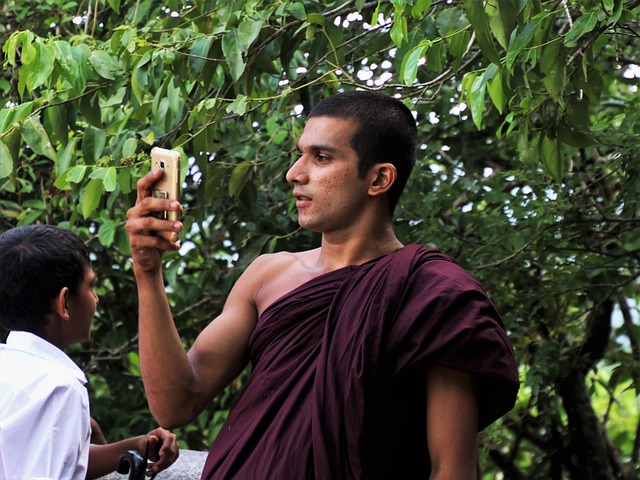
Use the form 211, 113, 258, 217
147, 434, 160, 459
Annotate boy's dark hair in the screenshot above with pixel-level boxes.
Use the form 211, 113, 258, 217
308, 90, 418, 215
0, 225, 90, 332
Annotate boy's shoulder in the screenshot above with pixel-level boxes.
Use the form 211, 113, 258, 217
0, 332, 87, 398
1, 345, 80, 391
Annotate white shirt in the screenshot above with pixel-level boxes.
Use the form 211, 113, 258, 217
0, 331, 91, 480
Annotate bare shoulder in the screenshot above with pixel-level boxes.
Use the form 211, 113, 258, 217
245, 249, 321, 317
249, 249, 317, 273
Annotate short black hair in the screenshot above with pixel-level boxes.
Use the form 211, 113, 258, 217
0, 225, 90, 332
308, 91, 418, 214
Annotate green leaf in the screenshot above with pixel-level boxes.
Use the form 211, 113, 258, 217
506, 14, 544, 71
557, 116, 596, 148
607, 0, 623, 25
22, 199, 46, 209
287, 2, 307, 20
122, 137, 137, 157
463, 0, 501, 65
412, 0, 433, 18
238, 19, 263, 51
226, 94, 249, 116
89, 167, 108, 180
2, 102, 35, 130
486, 0, 517, 50
127, 351, 141, 377
390, 7, 408, 47
465, 72, 487, 130
541, 136, 563, 182
564, 11, 598, 48
56, 137, 77, 177
131, 50, 151, 104
436, 5, 468, 36
565, 95, 592, 133
103, 167, 118, 192
54, 168, 71, 190
107, 0, 120, 14
205, 162, 227, 201
401, 41, 430, 85
45, 104, 69, 148
17, 208, 44, 226
80, 92, 103, 128
118, 167, 133, 195
89, 50, 116, 80
27, 42, 55, 91
370, 2, 382, 27
98, 219, 118, 247
3, 31, 32, 66
66, 165, 88, 184
0, 140, 13, 179
21, 116, 57, 161
426, 41, 445, 72
166, 77, 182, 120
2, 128, 20, 165
540, 42, 566, 104
222, 30, 246, 82
228, 161, 252, 198
82, 127, 107, 164
307, 13, 325, 25
70, 44, 90, 93
81, 178, 103, 218
485, 64, 506, 114
51, 40, 76, 88
189, 35, 214, 76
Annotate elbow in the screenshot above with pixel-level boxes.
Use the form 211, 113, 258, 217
156, 418, 187, 430
152, 410, 191, 430
149, 401, 196, 429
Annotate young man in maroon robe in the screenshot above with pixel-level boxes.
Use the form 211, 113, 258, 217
126, 91, 519, 479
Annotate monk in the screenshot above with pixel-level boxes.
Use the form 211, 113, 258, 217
126, 91, 519, 479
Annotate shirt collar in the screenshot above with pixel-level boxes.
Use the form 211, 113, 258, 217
5, 331, 87, 385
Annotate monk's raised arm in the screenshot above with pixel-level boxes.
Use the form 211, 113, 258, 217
127, 171, 267, 428
135, 257, 265, 428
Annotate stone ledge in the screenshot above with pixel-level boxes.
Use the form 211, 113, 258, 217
99, 449, 208, 480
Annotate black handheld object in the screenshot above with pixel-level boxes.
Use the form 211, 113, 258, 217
116, 450, 146, 480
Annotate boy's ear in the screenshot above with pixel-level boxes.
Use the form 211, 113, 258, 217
368, 163, 397, 197
53, 287, 71, 320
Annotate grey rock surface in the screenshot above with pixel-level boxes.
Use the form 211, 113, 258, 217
99, 449, 208, 480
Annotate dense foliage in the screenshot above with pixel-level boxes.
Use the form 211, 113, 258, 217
1, 0, 639, 478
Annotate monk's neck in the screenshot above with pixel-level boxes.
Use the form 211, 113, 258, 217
317, 228, 404, 271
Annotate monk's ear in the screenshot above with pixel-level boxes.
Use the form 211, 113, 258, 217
368, 163, 397, 197
52, 287, 71, 320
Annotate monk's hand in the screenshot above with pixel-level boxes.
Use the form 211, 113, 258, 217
125, 169, 183, 273
142, 428, 179, 476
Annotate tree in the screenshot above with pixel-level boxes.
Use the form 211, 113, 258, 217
1, 0, 639, 477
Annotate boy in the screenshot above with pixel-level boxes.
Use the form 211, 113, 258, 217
0, 224, 179, 479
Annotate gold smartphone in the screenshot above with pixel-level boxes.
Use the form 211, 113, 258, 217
150, 147, 181, 242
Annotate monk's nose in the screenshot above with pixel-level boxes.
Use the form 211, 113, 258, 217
286, 158, 307, 184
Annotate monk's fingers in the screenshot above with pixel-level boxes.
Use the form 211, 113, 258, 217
127, 195, 182, 221
135, 169, 164, 202
126, 215, 182, 247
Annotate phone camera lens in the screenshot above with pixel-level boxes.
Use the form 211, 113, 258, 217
160, 161, 165, 168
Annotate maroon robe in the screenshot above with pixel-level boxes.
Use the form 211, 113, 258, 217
201, 245, 519, 479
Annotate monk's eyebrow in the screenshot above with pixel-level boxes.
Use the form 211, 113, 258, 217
296, 143, 339, 154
